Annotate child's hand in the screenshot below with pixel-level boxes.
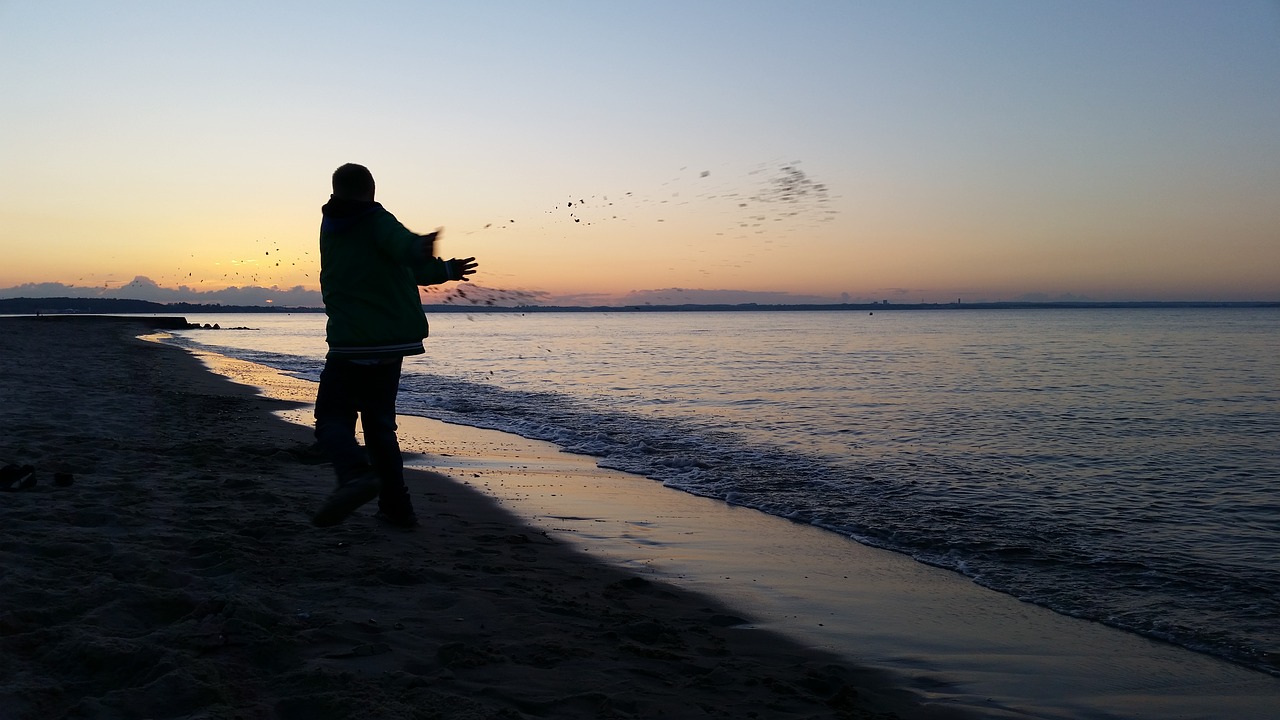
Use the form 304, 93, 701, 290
445, 257, 478, 282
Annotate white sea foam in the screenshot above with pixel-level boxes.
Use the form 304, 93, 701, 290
169, 308, 1280, 676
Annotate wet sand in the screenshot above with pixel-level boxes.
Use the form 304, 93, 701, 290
191, 319, 1280, 719
393, 420, 1280, 720
0, 315, 971, 719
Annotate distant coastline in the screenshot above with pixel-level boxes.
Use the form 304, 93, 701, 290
1, 296, 1276, 316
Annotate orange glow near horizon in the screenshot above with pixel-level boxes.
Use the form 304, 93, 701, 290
1, 4, 1277, 305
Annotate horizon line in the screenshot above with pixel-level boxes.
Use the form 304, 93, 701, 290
2, 296, 1278, 314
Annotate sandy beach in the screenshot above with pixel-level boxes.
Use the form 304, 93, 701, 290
0, 316, 975, 720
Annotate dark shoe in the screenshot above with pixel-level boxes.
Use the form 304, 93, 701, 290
377, 484, 418, 528
288, 442, 331, 466
311, 473, 381, 527
375, 506, 418, 529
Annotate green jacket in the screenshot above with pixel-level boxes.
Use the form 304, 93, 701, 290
319, 198, 450, 360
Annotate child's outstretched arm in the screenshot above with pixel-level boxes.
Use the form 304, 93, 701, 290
413, 255, 477, 287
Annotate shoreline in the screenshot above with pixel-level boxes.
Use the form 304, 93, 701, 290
182, 320, 1280, 719
0, 316, 973, 718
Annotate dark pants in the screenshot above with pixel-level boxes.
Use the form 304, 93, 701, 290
314, 358, 404, 496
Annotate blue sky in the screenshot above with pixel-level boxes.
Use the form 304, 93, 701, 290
2, 1, 1278, 305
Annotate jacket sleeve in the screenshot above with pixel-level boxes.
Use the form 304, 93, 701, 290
370, 212, 451, 285
372, 212, 431, 265
412, 257, 450, 286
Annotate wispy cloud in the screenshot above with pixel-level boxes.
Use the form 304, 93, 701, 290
0, 277, 322, 307
1, 277, 862, 308
615, 288, 844, 306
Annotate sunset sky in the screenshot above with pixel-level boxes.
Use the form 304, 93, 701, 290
3, 1, 1278, 305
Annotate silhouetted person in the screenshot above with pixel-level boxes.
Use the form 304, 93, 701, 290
311, 163, 477, 528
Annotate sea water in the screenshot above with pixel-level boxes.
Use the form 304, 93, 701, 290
165, 308, 1280, 677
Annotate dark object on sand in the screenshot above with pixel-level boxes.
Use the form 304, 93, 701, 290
0, 464, 18, 489
53, 472, 74, 487
1, 464, 35, 491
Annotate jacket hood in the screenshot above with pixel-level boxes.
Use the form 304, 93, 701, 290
320, 197, 383, 233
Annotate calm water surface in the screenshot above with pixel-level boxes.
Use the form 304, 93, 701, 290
168, 308, 1280, 676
